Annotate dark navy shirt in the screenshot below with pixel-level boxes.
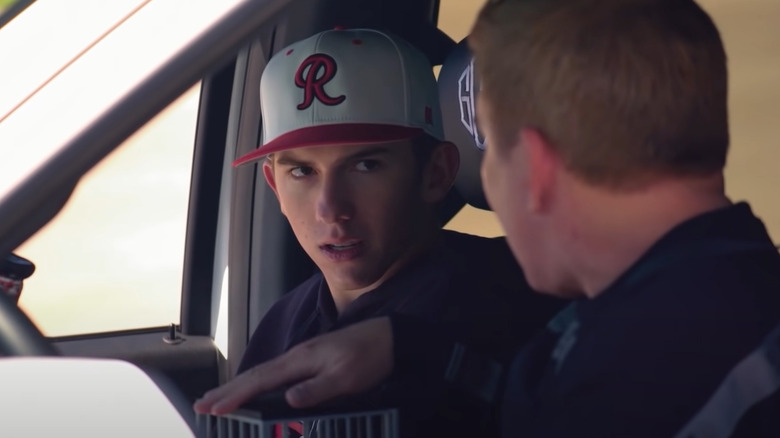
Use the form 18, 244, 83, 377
238, 229, 564, 437
392, 202, 780, 438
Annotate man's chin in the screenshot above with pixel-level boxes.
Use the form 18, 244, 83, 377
323, 268, 387, 293
528, 276, 584, 300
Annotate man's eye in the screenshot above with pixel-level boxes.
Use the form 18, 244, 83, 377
355, 160, 380, 172
290, 166, 314, 177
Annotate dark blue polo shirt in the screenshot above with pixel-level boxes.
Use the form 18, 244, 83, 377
503, 202, 780, 437
392, 202, 780, 437
238, 229, 561, 373
237, 229, 564, 437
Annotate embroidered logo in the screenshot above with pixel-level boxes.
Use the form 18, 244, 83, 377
458, 58, 487, 151
295, 54, 346, 110
547, 303, 580, 374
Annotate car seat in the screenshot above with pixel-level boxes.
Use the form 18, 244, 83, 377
435, 37, 531, 293
437, 36, 489, 211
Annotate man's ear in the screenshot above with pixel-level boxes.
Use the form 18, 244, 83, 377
421, 141, 460, 203
262, 159, 280, 198
521, 128, 559, 213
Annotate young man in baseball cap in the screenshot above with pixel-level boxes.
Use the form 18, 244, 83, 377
202, 28, 562, 436
198, 2, 780, 436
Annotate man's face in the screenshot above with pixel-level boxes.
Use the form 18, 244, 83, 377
264, 141, 433, 293
478, 96, 550, 292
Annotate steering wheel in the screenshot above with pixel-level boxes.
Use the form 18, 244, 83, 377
0, 254, 57, 356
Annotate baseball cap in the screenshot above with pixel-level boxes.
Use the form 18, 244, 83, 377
233, 28, 444, 167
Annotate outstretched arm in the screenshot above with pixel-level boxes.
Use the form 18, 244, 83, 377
193, 317, 394, 415
194, 313, 508, 416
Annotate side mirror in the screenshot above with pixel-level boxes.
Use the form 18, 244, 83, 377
0, 253, 35, 304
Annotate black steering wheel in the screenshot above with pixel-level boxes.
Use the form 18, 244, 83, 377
0, 291, 58, 356
0, 254, 58, 356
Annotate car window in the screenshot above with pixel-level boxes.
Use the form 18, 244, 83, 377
0, 0, 245, 337
15, 84, 200, 337
0, 0, 242, 204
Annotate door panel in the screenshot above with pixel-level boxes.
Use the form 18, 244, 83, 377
54, 330, 219, 403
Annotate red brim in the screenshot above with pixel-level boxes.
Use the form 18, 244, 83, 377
233, 123, 425, 167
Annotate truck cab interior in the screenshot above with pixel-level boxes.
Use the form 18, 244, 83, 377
0, 0, 778, 436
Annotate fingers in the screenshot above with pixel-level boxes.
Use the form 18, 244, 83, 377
193, 350, 315, 415
285, 374, 334, 408
193, 317, 395, 415
283, 357, 369, 408
285, 317, 394, 408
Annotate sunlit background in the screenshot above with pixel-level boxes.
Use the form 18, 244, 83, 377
3, 0, 779, 337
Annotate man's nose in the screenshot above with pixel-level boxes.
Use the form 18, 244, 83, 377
315, 176, 353, 224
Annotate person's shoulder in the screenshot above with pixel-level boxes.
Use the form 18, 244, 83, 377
618, 203, 780, 307
601, 233, 780, 338
642, 230, 780, 297
672, 247, 780, 310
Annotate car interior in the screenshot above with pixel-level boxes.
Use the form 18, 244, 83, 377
0, 0, 779, 436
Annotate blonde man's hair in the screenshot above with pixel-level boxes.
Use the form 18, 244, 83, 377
470, 0, 729, 187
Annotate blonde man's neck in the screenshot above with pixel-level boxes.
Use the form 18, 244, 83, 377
562, 172, 730, 298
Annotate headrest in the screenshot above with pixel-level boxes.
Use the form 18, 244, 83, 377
438, 37, 489, 210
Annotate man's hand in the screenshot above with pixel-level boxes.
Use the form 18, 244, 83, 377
193, 316, 394, 415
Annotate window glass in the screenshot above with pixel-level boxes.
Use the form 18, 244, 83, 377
16, 84, 200, 337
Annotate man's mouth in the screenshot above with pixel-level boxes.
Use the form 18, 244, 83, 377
319, 240, 364, 260
324, 242, 361, 251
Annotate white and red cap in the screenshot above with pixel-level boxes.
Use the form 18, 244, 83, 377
233, 28, 444, 166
